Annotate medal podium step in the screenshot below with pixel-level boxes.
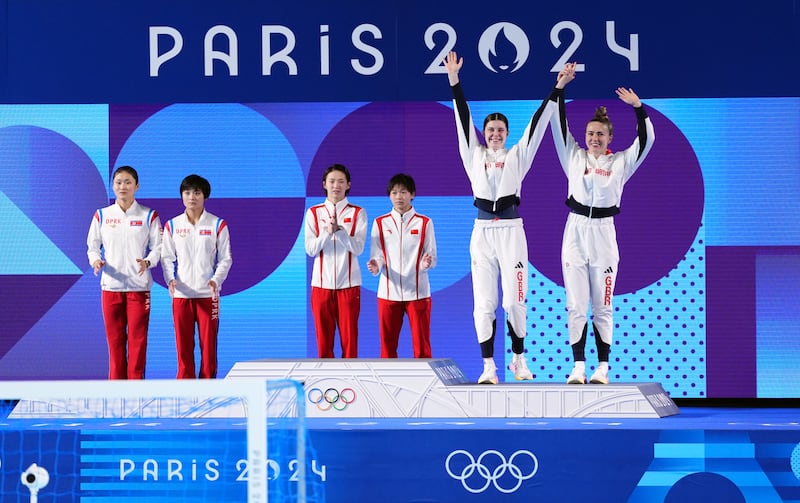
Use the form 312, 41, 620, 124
226, 358, 679, 418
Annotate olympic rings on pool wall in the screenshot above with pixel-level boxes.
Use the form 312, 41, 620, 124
445, 449, 539, 494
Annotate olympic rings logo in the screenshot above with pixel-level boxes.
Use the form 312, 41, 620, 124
445, 449, 539, 494
307, 387, 356, 411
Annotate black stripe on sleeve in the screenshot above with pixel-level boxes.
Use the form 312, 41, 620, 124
634, 105, 649, 160
451, 83, 472, 147
551, 87, 567, 143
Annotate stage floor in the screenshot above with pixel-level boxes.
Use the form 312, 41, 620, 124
2, 406, 799, 502
304, 406, 800, 503
306, 405, 800, 430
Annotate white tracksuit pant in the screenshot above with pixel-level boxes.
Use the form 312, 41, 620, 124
470, 218, 528, 344
562, 212, 618, 349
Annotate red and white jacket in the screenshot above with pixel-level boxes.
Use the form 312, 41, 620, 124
304, 198, 367, 289
369, 208, 437, 301
86, 200, 161, 292
161, 209, 232, 299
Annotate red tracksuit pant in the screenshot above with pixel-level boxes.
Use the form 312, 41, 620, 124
172, 297, 219, 379
378, 297, 432, 358
101, 290, 150, 380
311, 286, 360, 358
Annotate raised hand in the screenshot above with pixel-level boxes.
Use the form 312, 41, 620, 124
615, 87, 642, 108
556, 62, 577, 89
444, 51, 463, 86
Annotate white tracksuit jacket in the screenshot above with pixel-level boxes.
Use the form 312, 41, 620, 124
86, 200, 161, 292
161, 210, 233, 299
369, 208, 437, 301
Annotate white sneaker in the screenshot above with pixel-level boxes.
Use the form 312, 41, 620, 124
478, 359, 498, 384
510, 354, 533, 381
567, 365, 587, 384
589, 366, 609, 384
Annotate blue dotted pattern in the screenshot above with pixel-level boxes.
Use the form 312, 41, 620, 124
792, 443, 800, 480
512, 225, 706, 397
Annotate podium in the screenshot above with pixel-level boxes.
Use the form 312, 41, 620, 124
225, 358, 679, 418
7, 358, 678, 419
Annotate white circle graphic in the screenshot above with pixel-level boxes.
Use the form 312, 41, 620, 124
478, 23, 530, 73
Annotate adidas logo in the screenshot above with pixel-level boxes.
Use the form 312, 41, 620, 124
515, 262, 524, 269
604, 266, 614, 274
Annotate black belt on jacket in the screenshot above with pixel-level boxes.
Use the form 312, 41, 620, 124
566, 195, 620, 218
474, 194, 520, 213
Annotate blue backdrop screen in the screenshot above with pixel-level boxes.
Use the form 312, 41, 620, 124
0, 0, 798, 399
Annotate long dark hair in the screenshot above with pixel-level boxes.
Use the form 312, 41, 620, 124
322, 163, 351, 195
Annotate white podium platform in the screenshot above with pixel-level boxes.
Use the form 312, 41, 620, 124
226, 358, 679, 419
8, 359, 679, 419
